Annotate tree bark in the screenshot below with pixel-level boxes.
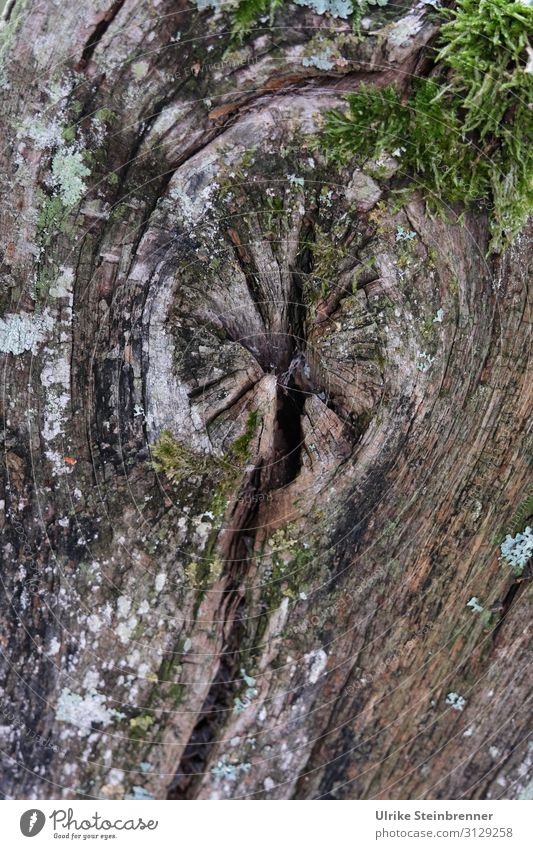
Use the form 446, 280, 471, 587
0, 0, 531, 801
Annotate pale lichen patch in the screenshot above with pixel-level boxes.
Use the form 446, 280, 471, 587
155, 572, 166, 592
132, 60, 149, 80
304, 648, 328, 684
302, 50, 335, 71
117, 596, 132, 618
51, 148, 90, 207
49, 267, 74, 300
0, 311, 54, 355
40, 266, 73, 474
56, 687, 124, 735
48, 637, 61, 656
117, 617, 138, 644
295, 0, 354, 18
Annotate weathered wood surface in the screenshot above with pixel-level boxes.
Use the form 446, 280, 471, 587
0, 0, 531, 800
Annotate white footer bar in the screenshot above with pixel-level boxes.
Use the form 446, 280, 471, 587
3, 799, 531, 848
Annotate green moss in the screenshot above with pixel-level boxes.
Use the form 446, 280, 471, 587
37, 194, 66, 248
167, 681, 185, 703
35, 192, 71, 298
154, 659, 184, 704
110, 202, 130, 221
62, 125, 76, 143
449, 275, 459, 296
320, 0, 533, 253
95, 107, 117, 124
262, 524, 314, 609
184, 561, 200, 590
151, 429, 226, 484
157, 656, 177, 683
126, 657, 185, 754
183, 552, 224, 610
35, 266, 56, 298
152, 414, 262, 491
262, 193, 286, 237
231, 410, 261, 462
421, 313, 436, 342
230, 0, 285, 41
129, 714, 154, 733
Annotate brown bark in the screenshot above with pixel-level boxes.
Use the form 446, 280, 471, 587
0, 0, 531, 800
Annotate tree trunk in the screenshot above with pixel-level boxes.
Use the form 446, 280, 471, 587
0, 0, 531, 801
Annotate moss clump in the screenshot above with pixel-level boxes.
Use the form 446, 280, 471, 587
153, 412, 261, 486
110, 202, 130, 221
261, 192, 286, 238
35, 266, 56, 298
230, 0, 285, 41
62, 125, 76, 143
95, 107, 117, 124
231, 410, 261, 462
151, 429, 226, 484
37, 195, 66, 248
35, 193, 73, 297
129, 714, 154, 734
321, 0, 533, 253
184, 560, 200, 590
184, 554, 224, 604
155, 653, 185, 703
229, 0, 387, 41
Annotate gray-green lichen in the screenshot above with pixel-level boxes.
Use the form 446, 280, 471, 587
211, 753, 252, 781
302, 49, 335, 70
51, 148, 90, 207
500, 526, 533, 575
0, 311, 54, 355
194, 0, 232, 9
295, 0, 353, 17
56, 687, 124, 735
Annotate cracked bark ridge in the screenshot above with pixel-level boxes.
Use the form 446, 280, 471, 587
0, 0, 531, 801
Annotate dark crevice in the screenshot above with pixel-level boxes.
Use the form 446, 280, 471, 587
1, 0, 16, 24
79, 0, 126, 68
167, 601, 246, 799
264, 217, 315, 487
272, 380, 305, 488
168, 501, 259, 798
